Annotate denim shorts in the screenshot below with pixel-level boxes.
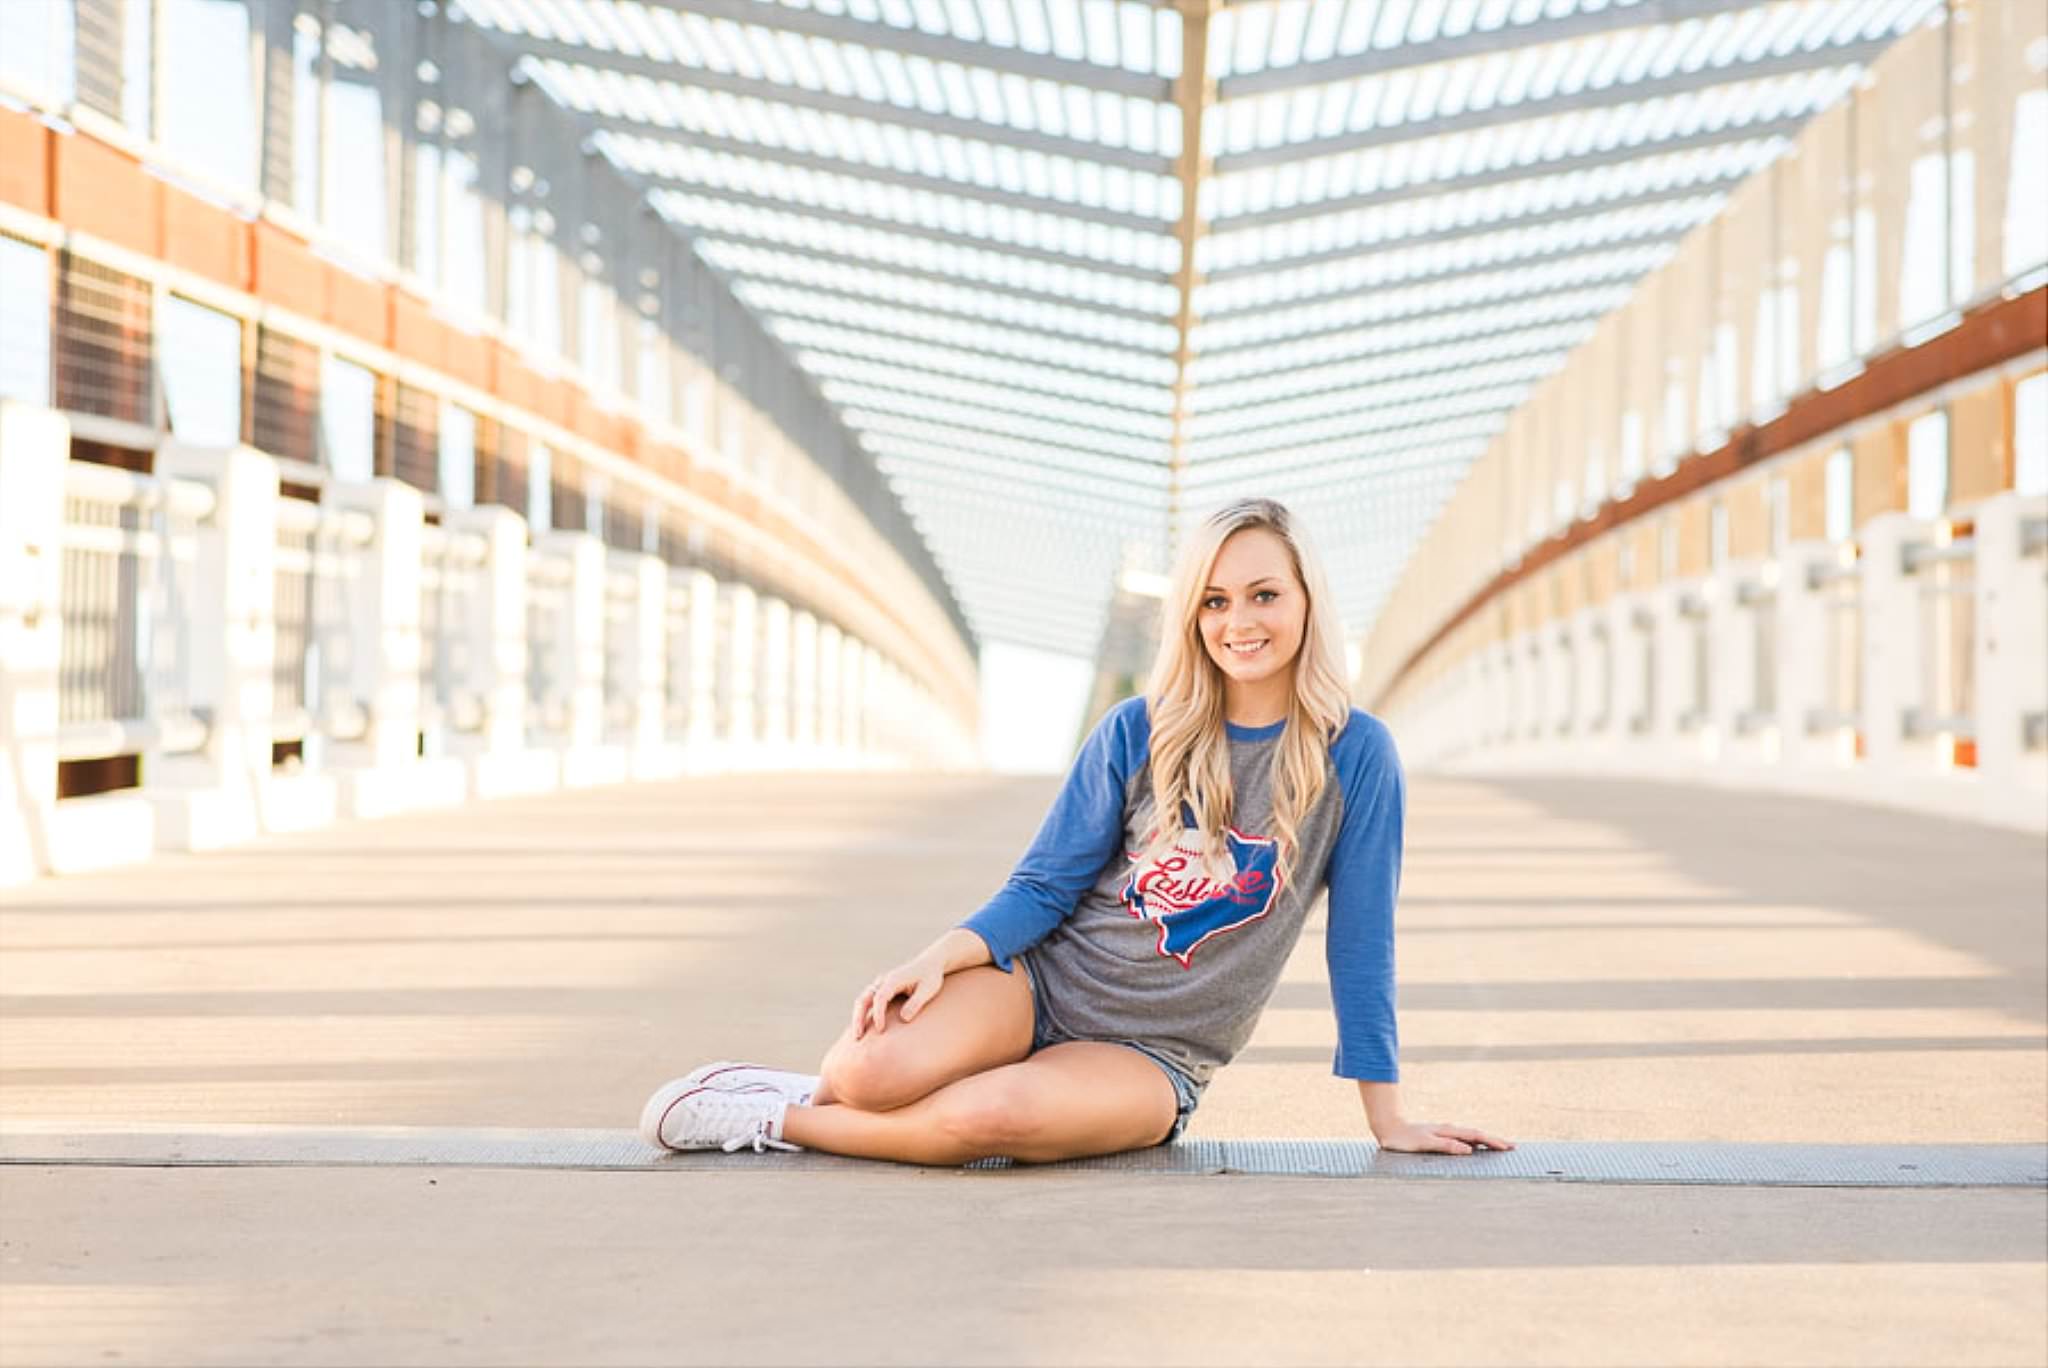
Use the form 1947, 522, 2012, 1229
1017, 955, 1200, 1145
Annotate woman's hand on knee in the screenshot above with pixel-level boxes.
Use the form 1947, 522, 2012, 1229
853, 951, 948, 1039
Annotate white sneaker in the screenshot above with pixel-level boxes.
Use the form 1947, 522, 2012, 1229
681, 1060, 821, 1106
639, 1077, 800, 1154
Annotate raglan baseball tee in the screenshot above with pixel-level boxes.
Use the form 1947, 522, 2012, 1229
959, 696, 1405, 1091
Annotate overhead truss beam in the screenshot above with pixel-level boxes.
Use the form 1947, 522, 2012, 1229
631, 0, 1173, 101
649, 181, 1177, 284
516, 37, 1175, 173
1218, 0, 1774, 99
1211, 36, 1892, 174
1202, 173, 1740, 283
1200, 221, 1693, 320
1213, 115, 1803, 231
700, 233, 1177, 332
619, 127, 1172, 234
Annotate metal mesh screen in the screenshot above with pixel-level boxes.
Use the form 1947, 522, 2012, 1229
58, 495, 146, 725
252, 327, 319, 466
53, 254, 153, 425
550, 456, 585, 533
70, 0, 124, 120
393, 382, 438, 494
494, 425, 529, 521
273, 516, 315, 728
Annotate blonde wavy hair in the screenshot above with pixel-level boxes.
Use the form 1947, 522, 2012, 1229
1136, 498, 1353, 895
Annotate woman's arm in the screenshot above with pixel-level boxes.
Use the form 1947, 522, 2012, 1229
1326, 716, 1512, 1154
954, 697, 1149, 970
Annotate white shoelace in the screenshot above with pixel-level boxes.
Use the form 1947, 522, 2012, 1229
721, 1120, 800, 1154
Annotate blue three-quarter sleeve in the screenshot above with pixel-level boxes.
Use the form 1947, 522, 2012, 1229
958, 696, 1149, 970
1324, 715, 1405, 1082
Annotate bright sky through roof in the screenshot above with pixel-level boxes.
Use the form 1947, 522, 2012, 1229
979, 640, 1096, 772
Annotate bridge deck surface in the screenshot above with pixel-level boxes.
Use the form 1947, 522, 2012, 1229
1, 771, 2043, 1365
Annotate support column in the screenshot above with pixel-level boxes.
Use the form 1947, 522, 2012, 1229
621, 551, 680, 779
536, 530, 620, 787
146, 444, 279, 850
444, 505, 554, 797
719, 580, 758, 765
1858, 513, 1920, 779
758, 594, 791, 762
840, 633, 865, 765
1650, 582, 1698, 764
323, 478, 463, 817
1970, 493, 2048, 827
684, 569, 719, 766
791, 609, 819, 762
0, 403, 69, 885
1774, 542, 1841, 774
1612, 593, 1653, 747
816, 622, 843, 760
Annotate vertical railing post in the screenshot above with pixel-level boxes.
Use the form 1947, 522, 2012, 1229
720, 580, 757, 765
1858, 513, 1920, 778
758, 594, 791, 764
816, 620, 842, 762
791, 608, 819, 764
841, 633, 865, 765
537, 530, 612, 785
1971, 494, 2048, 818
443, 504, 549, 797
1774, 542, 1838, 773
622, 551, 677, 778
1650, 582, 1693, 762
323, 477, 428, 817
0, 402, 70, 885
1705, 569, 1751, 762
146, 444, 279, 849
684, 568, 719, 767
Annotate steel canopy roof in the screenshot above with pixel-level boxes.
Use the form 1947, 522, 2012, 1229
455, 0, 1934, 659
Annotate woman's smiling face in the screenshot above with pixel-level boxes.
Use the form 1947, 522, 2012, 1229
1197, 526, 1308, 706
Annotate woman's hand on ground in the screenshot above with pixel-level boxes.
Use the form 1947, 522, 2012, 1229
1373, 1121, 1515, 1155
851, 952, 948, 1039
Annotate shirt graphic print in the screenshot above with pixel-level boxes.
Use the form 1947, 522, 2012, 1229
1120, 825, 1284, 967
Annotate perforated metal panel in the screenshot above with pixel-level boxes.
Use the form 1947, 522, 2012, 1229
53, 254, 153, 425
252, 327, 320, 468
6, 1126, 2042, 1188
392, 382, 440, 495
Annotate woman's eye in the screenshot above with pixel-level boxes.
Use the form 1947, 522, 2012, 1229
1254, 589, 1278, 603
1202, 596, 1226, 610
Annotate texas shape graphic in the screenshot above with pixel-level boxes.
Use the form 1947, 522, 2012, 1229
1122, 827, 1283, 967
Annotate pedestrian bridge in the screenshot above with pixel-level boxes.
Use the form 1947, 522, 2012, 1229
1, 764, 2042, 1364
2, 0, 2047, 1358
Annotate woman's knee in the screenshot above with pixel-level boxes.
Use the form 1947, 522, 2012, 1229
819, 1035, 925, 1112
932, 1075, 1043, 1153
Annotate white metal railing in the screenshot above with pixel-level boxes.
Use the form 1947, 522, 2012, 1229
602, 560, 640, 740
663, 568, 694, 742
56, 462, 209, 763
3, 405, 980, 881
525, 550, 575, 739
418, 522, 490, 745
272, 496, 373, 749
1389, 493, 2048, 829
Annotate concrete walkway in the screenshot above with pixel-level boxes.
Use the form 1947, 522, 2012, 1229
1, 771, 2043, 1365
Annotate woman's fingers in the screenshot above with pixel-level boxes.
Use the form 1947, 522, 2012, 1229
899, 973, 943, 1023
1438, 1125, 1513, 1152
868, 978, 899, 1036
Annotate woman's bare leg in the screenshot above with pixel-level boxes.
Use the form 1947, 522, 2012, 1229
813, 964, 1034, 1110
786, 1041, 1178, 1166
